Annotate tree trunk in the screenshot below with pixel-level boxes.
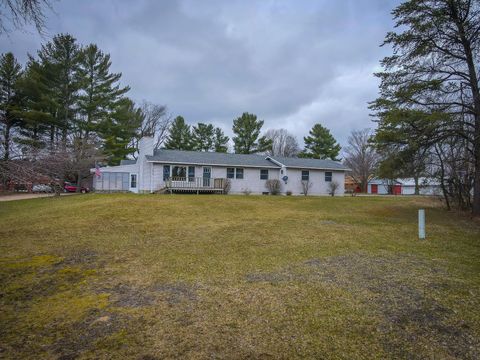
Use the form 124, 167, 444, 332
452, 4, 480, 215
473, 119, 480, 216
3, 121, 11, 161
76, 170, 82, 193
414, 175, 419, 195
435, 144, 450, 211
50, 125, 55, 151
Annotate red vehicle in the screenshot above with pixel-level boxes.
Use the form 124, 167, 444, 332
64, 182, 89, 193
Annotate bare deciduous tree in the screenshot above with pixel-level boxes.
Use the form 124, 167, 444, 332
0, 138, 102, 195
131, 101, 172, 158
301, 180, 312, 196
264, 129, 299, 157
0, 0, 55, 34
328, 181, 340, 196
343, 129, 379, 192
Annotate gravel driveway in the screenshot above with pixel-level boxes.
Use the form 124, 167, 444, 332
0, 193, 75, 202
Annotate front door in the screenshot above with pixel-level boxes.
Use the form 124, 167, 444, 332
371, 184, 378, 194
203, 167, 211, 187
129, 173, 138, 193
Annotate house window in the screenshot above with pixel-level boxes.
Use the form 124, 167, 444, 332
172, 166, 187, 179
163, 165, 171, 180
130, 174, 137, 188
188, 166, 195, 180
227, 167, 244, 179
302, 170, 309, 181
236, 168, 244, 179
260, 169, 269, 180
325, 171, 332, 182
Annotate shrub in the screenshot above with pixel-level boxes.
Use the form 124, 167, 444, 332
222, 179, 231, 194
301, 181, 312, 196
265, 179, 281, 195
328, 181, 340, 196
286, 190, 292, 196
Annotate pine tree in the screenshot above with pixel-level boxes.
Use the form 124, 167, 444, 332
164, 116, 192, 150
192, 122, 214, 151
232, 112, 271, 154
98, 98, 142, 165
15, 58, 58, 151
370, 0, 480, 215
0, 52, 22, 160
36, 33, 82, 147
301, 123, 340, 160
78, 44, 129, 138
213, 127, 229, 152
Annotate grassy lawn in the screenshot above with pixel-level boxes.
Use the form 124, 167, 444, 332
1, 194, 479, 359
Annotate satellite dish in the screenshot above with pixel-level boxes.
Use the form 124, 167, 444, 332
282, 175, 288, 184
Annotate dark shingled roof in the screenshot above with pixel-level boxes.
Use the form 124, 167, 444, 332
146, 149, 349, 171
147, 149, 277, 168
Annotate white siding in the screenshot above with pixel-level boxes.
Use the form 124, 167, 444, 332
93, 146, 347, 196
402, 185, 416, 195
402, 185, 441, 196
93, 164, 139, 192
215, 167, 280, 194
284, 168, 345, 196
149, 164, 280, 194
148, 163, 345, 195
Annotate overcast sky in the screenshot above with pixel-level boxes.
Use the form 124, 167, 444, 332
0, 0, 400, 148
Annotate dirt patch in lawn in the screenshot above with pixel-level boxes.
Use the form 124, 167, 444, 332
153, 283, 198, 305
247, 253, 479, 359
105, 282, 199, 308
53, 310, 128, 360
62, 249, 99, 267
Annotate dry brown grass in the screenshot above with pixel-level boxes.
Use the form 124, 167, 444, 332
0, 194, 479, 359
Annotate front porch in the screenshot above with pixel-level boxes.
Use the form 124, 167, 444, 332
164, 177, 227, 194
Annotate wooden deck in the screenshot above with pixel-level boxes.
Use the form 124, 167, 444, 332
164, 177, 226, 194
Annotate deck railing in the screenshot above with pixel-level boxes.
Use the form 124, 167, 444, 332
165, 177, 226, 190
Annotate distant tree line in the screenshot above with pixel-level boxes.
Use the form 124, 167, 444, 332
162, 111, 342, 160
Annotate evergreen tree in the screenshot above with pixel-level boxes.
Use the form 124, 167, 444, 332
164, 116, 192, 150
232, 112, 271, 154
36, 33, 82, 147
78, 44, 129, 138
15, 58, 57, 151
213, 127, 229, 152
98, 98, 142, 165
0, 52, 22, 160
370, 0, 480, 215
300, 123, 341, 160
192, 122, 214, 151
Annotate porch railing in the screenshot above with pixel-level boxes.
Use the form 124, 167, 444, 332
165, 177, 226, 190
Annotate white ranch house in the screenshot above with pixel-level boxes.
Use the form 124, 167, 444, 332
92, 137, 349, 195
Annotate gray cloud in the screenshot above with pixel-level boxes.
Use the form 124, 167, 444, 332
0, 0, 400, 147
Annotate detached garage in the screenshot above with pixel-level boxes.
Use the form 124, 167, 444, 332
367, 178, 441, 195
367, 179, 402, 195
